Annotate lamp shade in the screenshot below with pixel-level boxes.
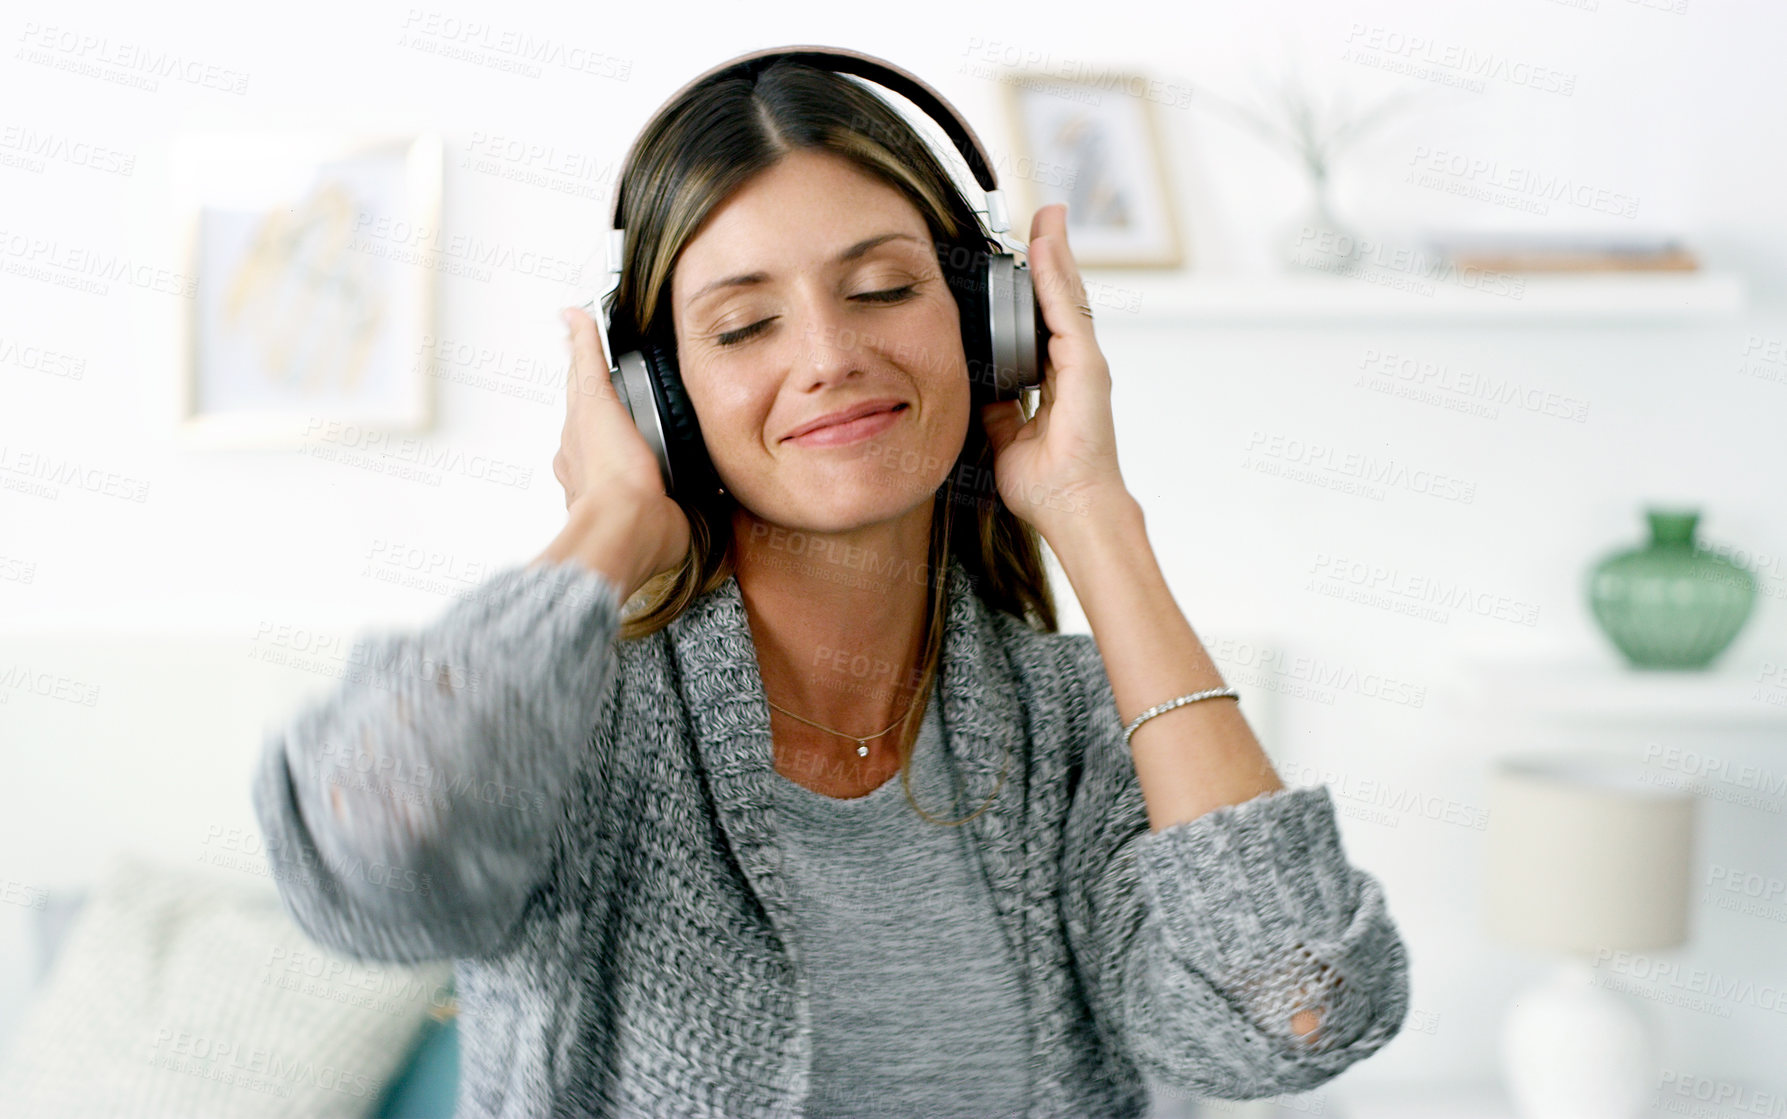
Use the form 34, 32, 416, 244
1485, 751, 1696, 955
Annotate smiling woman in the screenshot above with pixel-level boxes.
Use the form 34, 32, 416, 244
254, 47, 1411, 1119
600, 56, 1060, 819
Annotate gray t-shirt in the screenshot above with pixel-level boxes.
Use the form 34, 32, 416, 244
769, 688, 1031, 1118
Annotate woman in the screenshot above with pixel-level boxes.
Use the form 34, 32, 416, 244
252, 55, 1410, 1118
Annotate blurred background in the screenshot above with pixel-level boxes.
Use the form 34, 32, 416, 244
3, 0, 1784, 1116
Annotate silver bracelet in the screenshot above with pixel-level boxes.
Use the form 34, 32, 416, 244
1122, 687, 1240, 747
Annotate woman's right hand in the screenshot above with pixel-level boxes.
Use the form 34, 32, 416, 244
551, 306, 692, 585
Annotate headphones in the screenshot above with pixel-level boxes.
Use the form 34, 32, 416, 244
585, 44, 1051, 499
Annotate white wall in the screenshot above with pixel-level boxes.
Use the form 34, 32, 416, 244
4, 0, 1785, 1104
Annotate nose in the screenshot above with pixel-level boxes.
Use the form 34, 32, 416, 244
792, 291, 869, 390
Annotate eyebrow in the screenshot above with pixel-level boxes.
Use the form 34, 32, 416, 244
685, 232, 926, 307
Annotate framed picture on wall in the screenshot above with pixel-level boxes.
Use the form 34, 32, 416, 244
168, 131, 441, 448
1001, 74, 1184, 268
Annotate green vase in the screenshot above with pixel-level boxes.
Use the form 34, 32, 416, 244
1587, 508, 1756, 670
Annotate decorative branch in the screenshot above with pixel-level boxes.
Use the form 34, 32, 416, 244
1190, 73, 1439, 183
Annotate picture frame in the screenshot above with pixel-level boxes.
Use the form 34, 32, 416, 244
1000, 72, 1184, 268
168, 131, 442, 448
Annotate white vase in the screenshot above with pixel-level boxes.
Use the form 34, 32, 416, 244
1501, 957, 1658, 1119
1279, 180, 1361, 276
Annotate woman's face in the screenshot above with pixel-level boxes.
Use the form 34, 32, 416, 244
670, 148, 969, 534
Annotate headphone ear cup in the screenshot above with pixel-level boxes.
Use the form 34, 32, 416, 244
1015, 261, 1050, 392
640, 344, 713, 500
983, 254, 1047, 400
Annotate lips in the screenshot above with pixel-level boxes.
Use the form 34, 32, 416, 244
782, 399, 907, 441
783, 403, 909, 447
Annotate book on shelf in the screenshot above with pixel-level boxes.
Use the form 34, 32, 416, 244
1421, 234, 1700, 273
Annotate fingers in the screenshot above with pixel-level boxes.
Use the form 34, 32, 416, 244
1027, 206, 1093, 342
558, 306, 617, 512
562, 305, 614, 408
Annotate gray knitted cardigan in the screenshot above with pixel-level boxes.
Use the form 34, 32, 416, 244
250, 553, 1410, 1118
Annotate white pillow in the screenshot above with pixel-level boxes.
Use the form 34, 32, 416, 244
0, 850, 453, 1119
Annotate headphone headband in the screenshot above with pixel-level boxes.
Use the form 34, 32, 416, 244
588, 46, 1047, 498
607, 44, 1007, 238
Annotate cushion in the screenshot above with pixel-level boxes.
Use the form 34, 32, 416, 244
0, 850, 454, 1118
26, 885, 460, 1118
369, 1013, 459, 1119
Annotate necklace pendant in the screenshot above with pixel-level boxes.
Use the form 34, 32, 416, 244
856, 743, 869, 758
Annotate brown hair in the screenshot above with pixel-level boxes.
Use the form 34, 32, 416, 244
604, 57, 1058, 824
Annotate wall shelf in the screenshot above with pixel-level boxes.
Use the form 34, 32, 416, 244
1080, 270, 1748, 325
1454, 655, 1787, 726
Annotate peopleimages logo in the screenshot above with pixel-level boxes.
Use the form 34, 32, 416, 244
1405, 146, 1638, 218
349, 213, 582, 285
297, 419, 533, 490
0, 227, 197, 299
1639, 742, 1787, 814
1289, 228, 1527, 300
1591, 947, 1787, 1018
1243, 430, 1478, 505
1205, 637, 1427, 709
958, 38, 1193, 108
1655, 1071, 1784, 1119
1341, 24, 1578, 96
397, 9, 632, 81
1307, 551, 1542, 628
1279, 760, 1489, 831
0, 442, 152, 503
0, 125, 137, 176
1358, 348, 1591, 424
14, 23, 250, 95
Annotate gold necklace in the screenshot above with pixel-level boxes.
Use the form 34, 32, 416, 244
764, 693, 917, 758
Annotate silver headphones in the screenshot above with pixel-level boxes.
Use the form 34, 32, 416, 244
585, 44, 1050, 498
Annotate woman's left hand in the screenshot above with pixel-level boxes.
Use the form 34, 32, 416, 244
979, 203, 1131, 544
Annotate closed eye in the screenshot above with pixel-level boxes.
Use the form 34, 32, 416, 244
714, 285, 919, 347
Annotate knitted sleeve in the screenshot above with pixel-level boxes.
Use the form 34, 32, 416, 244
1056, 634, 1410, 1099
250, 558, 624, 965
